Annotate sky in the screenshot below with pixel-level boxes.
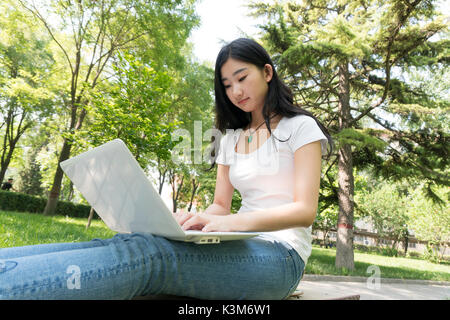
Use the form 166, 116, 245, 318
188, 0, 265, 64
188, 0, 450, 64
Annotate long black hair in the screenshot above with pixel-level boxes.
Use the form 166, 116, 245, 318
213, 38, 334, 161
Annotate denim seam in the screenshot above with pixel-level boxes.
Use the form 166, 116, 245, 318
174, 253, 280, 264
281, 253, 304, 299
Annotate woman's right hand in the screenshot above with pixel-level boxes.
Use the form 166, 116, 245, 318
173, 209, 203, 230
173, 208, 192, 226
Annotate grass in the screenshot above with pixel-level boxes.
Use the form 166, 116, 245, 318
1, 210, 449, 282
307, 246, 450, 282
0, 210, 116, 247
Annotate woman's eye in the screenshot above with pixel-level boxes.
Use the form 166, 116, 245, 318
224, 85, 231, 89
239, 76, 247, 82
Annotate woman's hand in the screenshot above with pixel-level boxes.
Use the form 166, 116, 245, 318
173, 209, 203, 230
174, 209, 241, 232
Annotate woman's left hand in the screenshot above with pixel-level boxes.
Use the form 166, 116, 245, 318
181, 213, 240, 232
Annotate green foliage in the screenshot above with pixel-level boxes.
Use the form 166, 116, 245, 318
250, 2, 449, 272
230, 190, 243, 214
334, 128, 387, 152
356, 182, 409, 243
315, 168, 373, 234
354, 176, 449, 262
82, 53, 179, 168
151, 53, 215, 211
16, 150, 44, 196
407, 186, 450, 262
313, 204, 338, 236
249, 0, 449, 200
11, 0, 201, 215
0, 0, 57, 183
353, 243, 401, 257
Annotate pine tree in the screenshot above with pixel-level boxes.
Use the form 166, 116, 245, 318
18, 150, 44, 197
249, 0, 449, 270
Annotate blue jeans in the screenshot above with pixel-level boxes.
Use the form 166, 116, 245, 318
0, 233, 304, 300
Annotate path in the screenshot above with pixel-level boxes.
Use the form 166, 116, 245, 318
293, 275, 450, 300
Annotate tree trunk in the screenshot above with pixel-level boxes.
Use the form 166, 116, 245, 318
43, 100, 86, 215
187, 178, 199, 212
335, 63, 355, 270
0, 109, 12, 184
0, 145, 15, 184
322, 230, 328, 247
170, 171, 184, 213
404, 230, 409, 255
0, 104, 17, 184
67, 181, 74, 202
336, 144, 355, 269
43, 138, 72, 215
157, 157, 167, 195
86, 207, 95, 229
0, 109, 30, 184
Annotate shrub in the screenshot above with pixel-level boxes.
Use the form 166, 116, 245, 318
0, 190, 93, 218
407, 251, 422, 259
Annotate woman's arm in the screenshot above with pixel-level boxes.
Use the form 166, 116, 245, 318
181, 141, 323, 232
174, 163, 233, 227
203, 164, 234, 216
235, 140, 323, 231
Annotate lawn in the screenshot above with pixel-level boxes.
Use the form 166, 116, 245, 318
1, 210, 449, 282
306, 246, 450, 282
0, 210, 116, 247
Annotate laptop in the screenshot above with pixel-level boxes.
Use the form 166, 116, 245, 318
60, 139, 259, 244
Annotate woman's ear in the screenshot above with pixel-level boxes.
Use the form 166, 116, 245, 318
263, 64, 273, 83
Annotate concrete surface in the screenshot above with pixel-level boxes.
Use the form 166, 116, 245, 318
133, 275, 450, 300
293, 275, 450, 300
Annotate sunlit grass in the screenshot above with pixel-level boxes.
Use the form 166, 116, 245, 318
0, 210, 116, 248
306, 246, 450, 282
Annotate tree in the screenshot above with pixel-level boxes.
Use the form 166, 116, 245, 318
16, 147, 45, 196
356, 182, 410, 253
407, 184, 449, 263
17, 0, 199, 214
313, 204, 338, 245
158, 56, 216, 211
84, 53, 178, 167
0, 0, 54, 184
168, 164, 186, 213
249, 0, 448, 269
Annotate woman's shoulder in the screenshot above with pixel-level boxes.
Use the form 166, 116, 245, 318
218, 128, 241, 147
279, 113, 329, 153
279, 114, 318, 131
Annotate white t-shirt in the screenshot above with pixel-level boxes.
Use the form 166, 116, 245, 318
215, 115, 328, 264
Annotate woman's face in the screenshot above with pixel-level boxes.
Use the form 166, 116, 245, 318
220, 58, 273, 113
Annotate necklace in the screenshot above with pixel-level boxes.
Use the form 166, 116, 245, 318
247, 114, 277, 143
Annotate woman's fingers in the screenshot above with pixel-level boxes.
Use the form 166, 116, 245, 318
174, 209, 194, 226
175, 212, 222, 232
181, 214, 207, 231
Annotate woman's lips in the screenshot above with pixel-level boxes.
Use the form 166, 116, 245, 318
238, 97, 250, 105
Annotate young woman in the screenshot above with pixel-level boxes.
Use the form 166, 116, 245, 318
0, 38, 332, 300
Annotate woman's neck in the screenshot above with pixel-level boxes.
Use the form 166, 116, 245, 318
248, 112, 279, 130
